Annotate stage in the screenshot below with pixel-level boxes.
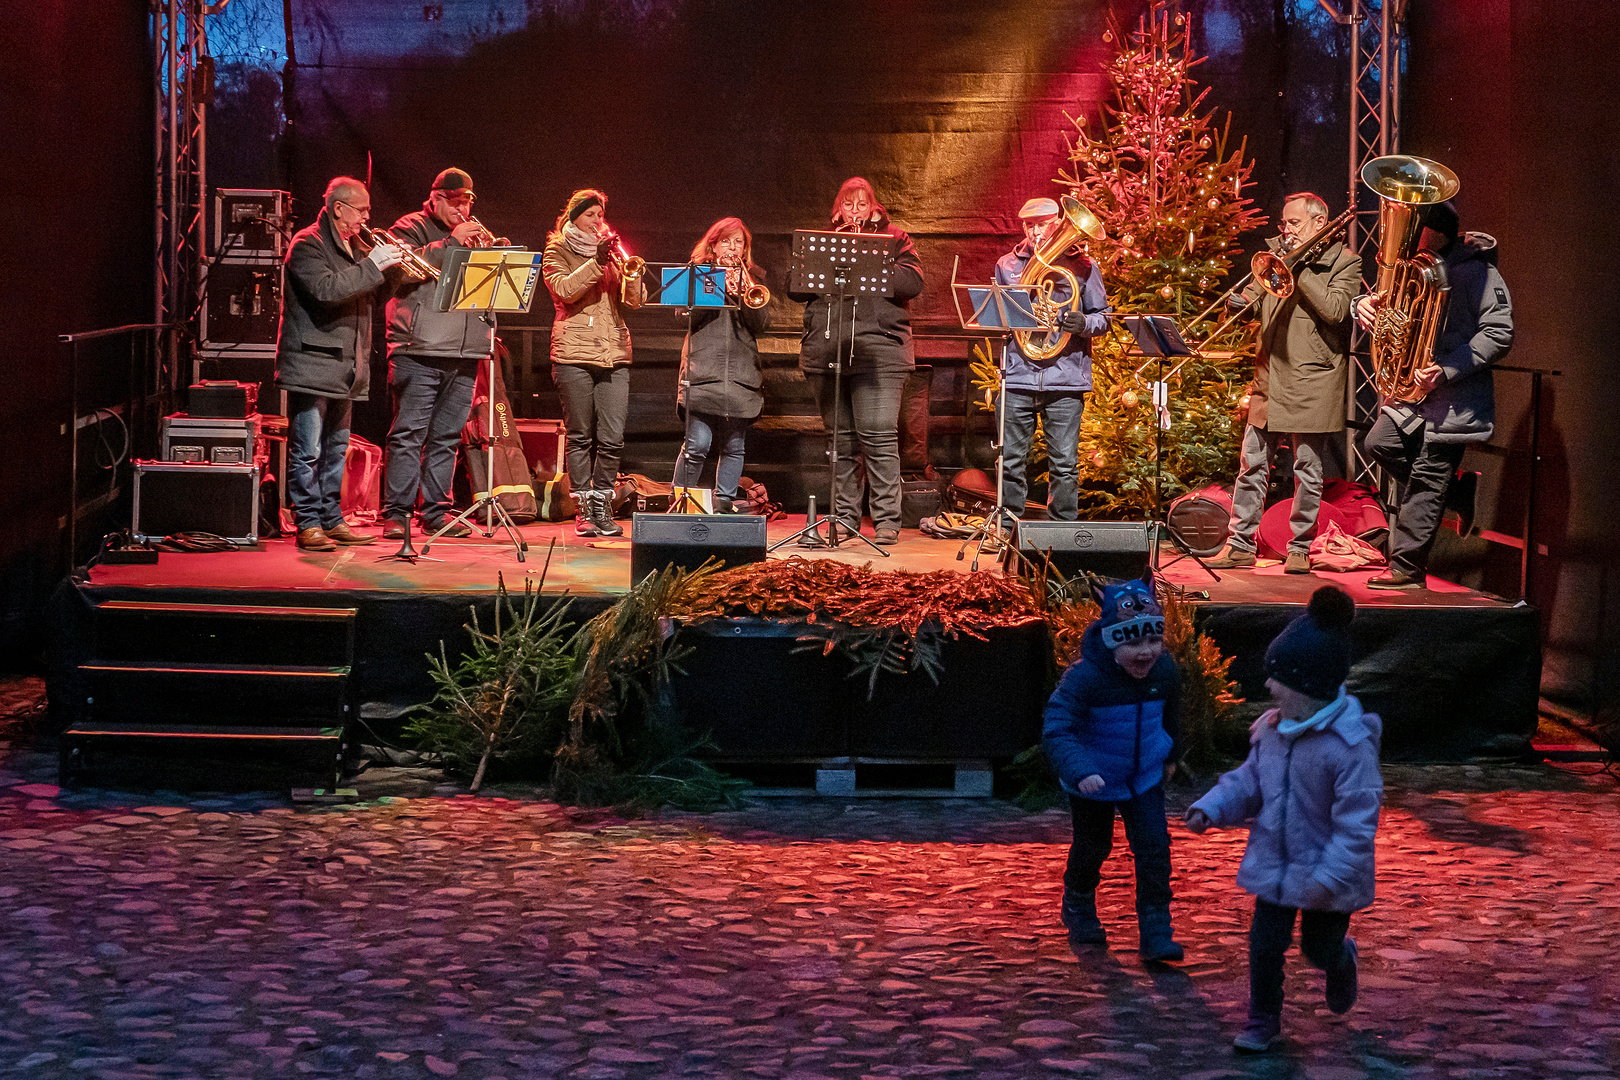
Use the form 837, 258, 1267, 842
43, 514, 1541, 769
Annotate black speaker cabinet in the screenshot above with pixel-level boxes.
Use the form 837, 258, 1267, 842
1011, 520, 1151, 580
630, 513, 767, 582
132, 461, 260, 545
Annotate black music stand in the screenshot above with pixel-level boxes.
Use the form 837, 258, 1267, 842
413, 247, 541, 562
947, 256, 1046, 569
1119, 315, 1220, 584
770, 230, 896, 556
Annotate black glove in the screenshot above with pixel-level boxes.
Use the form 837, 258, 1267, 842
595, 238, 614, 266
1057, 309, 1089, 334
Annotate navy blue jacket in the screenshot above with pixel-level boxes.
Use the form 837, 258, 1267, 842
1042, 622, 1182, 801
994, 240, 1111, 393
1412, 232, 1513, 443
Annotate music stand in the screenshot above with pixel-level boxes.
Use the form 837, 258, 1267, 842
417, 247, 541, 562
643, 263, 733, 310
770, 230, 896, 556
947, 255, 1046, 569
1118, 314, 1220, 584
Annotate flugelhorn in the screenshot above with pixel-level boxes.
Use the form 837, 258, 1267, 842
358, 226, 439, 282
723, 258, 770, 309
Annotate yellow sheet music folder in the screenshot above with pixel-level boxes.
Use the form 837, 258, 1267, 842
455, 250, 540, 312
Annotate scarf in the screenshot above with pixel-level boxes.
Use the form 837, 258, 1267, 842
1275, 685, 1352, 737
563, 222, 599, 258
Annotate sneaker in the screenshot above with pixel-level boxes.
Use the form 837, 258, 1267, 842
1233, 1012, 1281, 1053
1367, 569, 1424, 590
1326, 938, 1359, 1014
1284, 550, 1311, 574
1206, 543, 1257, 569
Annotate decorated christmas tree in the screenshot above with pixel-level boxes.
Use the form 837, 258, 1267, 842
1036, 3, 1267, 518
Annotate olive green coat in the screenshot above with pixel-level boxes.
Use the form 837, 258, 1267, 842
1243, 238, 1362, 434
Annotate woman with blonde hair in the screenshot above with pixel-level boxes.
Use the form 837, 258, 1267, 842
671, 217, 771, 512
542, 188, 646, 536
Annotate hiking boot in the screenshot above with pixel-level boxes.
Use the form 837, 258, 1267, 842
1206, 543, 1256, 569
1326, 937, 1359, 1014
1233, 1011, 1281, 1053
586, 490, 624, 537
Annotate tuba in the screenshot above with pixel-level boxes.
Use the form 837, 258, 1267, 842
1014, 195, 1106, 362
1362, 154, 1459, 403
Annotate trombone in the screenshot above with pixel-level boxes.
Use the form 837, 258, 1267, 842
1181, 206, 1356, 351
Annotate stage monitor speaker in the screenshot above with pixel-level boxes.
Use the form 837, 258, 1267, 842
132, 461, 260, 545
630, 513, 767, 583
1011, 520, 1151, 580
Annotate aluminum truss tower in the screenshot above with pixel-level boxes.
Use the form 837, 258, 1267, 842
153, 0, 211, 402
1323, 0, 1406, 480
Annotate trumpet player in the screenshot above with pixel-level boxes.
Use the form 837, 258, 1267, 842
1354, 201, 1514, 590
543, 188, 647, 537
379, 168, 496, 541
994, 196, 1111, 523
671, 217, 771, 513
789, 177, 924, 545
274, 176, 404, 551
1208, 193, 1362, 575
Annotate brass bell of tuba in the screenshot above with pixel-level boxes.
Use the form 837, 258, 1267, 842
1014, 195, 1106, 362
1362, 154, 1459, 404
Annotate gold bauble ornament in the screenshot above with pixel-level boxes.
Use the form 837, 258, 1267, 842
1159, 284, 1175, 299
1121, 233, 1135, 247
1090, 449, 1107, 469
1119, 389, 1139, 409
1207, 197, 1221, 210
1198, 135, 1211, 149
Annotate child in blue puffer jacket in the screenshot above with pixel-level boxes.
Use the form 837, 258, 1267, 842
1042, 575, 1184, 963
1186, 586, 1382, 1054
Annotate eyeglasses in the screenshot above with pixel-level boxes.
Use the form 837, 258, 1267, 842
434, 190, 476, 205
335, 200, 371, 219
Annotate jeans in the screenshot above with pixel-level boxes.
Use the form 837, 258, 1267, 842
286, 392, 352, 532
1227, 426, 1333, 555
1248, 897, 1353, 1017
805, 369, 907, 531
672, 411, 750, 499
1364, 410, 1466, 578
553, 363, 629, 491
382, 354, 478, 524
1001, 390, 1085, 520
1063, 785, 1172, 917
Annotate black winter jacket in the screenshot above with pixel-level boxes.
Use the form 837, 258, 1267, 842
384, 207, 495, 362
791, 211, 924, 376
274, 209, 387, 401
678, 267, 770, 420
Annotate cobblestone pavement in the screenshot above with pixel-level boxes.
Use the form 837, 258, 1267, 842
2, 678, 1618, 1080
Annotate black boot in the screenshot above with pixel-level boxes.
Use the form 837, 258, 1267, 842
574, 493, 600, 537
1062, 891, 1107, 949
1137, 905, 1184, 963
588, 490, 624, 537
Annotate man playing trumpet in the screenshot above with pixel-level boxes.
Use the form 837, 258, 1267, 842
379, 168, 497, 541
994, 196, 1111, 523
1209, 193, 1362, 574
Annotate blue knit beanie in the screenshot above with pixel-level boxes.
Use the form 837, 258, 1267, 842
1094, 577, 1165, 651
1265, 586, 1356, 700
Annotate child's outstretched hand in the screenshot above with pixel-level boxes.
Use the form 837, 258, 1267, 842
1184, 808, 1212, 834
1076, 774, 1106, 795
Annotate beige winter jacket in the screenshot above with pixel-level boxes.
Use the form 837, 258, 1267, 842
542, 234, 646, 368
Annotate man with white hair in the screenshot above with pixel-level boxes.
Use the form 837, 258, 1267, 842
992, 196, 1112, 522
274, 176, 404, 551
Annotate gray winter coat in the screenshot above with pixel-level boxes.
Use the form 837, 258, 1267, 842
384, 207, 495, 362
274, 209, 387, 401
1189, 694, 1383, 913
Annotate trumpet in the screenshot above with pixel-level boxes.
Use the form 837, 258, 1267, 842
721, 258, 770, 309
452, 210, 510, 248
599, 227, 644, 280
358, 226, 439, 282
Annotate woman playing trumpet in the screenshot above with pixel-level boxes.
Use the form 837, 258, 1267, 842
787, 177, 924, 545
671, 217, 771, 512
542, 188, 646, 537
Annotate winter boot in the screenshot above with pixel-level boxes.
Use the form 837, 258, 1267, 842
575, 492, 601, 537
1136, 906, 1185, 963
1061, 892, 1107, 949
587, 490, 624, 537
1325, 937, 1359, 1014
1232, 1011, 1281, 1053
